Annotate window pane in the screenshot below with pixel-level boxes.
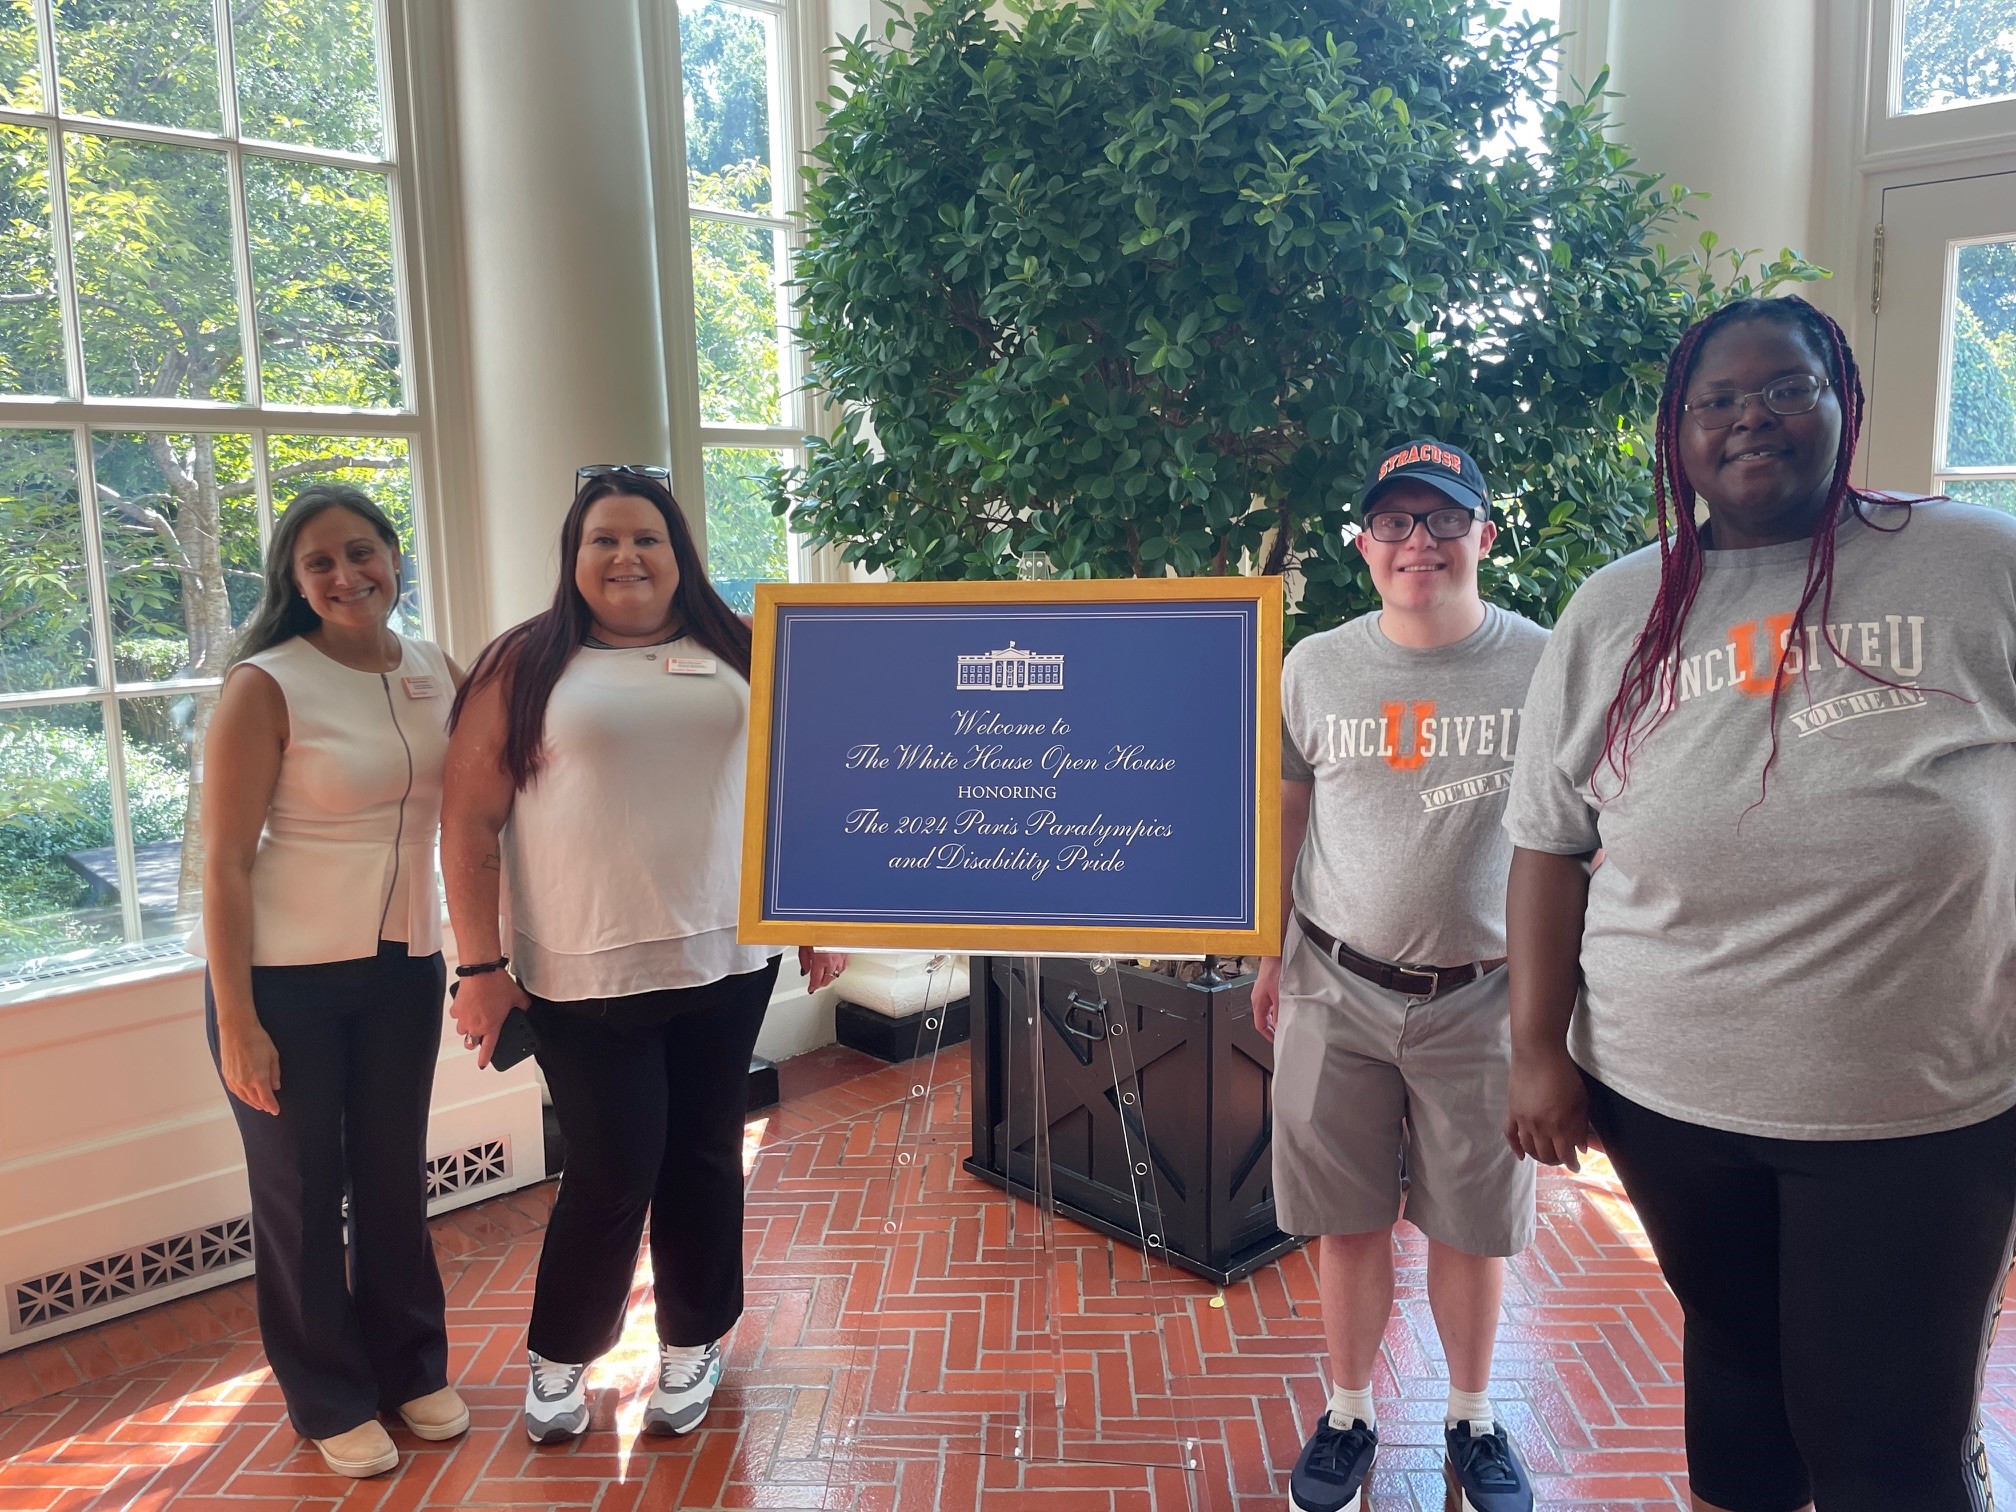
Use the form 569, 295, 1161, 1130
1899, 0, 2016, 116
0, 126, 66, 397
119, 691, 203, 941
267, 434, 420, 633
1942, 477, 2016, 515
92, 432, 259, 685
0, 430, 95, 694
51, 0, 223, 133
0, 0, 42, 111
244, 157, 401, 409
693, 217, 781, 424
66, 136, 243, 402
681, 0, 775, 214
0, 703, 123, 974
231, 0, 384, 156
1947, 239, 2016, 469
702, 446, 789, 611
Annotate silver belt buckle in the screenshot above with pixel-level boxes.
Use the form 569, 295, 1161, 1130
1398, 964, 1441, 1000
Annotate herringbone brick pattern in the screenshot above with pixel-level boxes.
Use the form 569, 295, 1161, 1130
4, 1044, 2015, 1511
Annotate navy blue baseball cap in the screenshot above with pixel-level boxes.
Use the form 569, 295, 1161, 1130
1359, 439, 1489, 514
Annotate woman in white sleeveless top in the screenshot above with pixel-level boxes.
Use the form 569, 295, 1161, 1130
441, 468, 845, 1445
195, 486, 469, 1477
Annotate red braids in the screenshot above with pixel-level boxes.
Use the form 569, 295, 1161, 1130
1596, 296, 1917, 804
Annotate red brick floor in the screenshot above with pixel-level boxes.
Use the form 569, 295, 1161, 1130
4, 1044, 2016, 1511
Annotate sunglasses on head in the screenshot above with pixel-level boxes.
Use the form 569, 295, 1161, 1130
576, 463, 671, 487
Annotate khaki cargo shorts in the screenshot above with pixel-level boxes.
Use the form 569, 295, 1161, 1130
1271, 915, 1535, 1257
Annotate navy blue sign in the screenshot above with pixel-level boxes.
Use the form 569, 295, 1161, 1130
742, 586, 1279, 952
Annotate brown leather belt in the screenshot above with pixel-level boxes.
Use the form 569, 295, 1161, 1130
1294, 911, 1504, 1002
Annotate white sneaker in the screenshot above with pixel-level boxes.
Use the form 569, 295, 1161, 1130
641, 1340, 721, 1435
523, 1351, 590, 1443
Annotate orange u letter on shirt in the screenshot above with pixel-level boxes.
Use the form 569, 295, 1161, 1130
1729, 613, 1798, 698
1381, 700, 1435, 771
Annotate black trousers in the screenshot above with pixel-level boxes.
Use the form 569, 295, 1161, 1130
1584, 1074, 2016, 1512
525, 957, 778, 1364
204, 944, 450, 1440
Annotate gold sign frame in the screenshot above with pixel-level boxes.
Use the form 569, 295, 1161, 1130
738, 577, 1282, 956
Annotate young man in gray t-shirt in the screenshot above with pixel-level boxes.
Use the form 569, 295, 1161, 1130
1255, 440, 1547, 1512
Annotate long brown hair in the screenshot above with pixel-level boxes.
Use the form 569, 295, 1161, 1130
450, 473, 753, 790
233, 484, 404, 664
1597, 295, 1918, 801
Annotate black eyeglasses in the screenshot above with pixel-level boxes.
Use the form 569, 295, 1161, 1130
1362, 505, 1484, 544
1682, 375, 1830, 431
576, 463, 671, 486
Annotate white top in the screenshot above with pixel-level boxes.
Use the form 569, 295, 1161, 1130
503, 640, 779, 1000
189, 634, 453, 966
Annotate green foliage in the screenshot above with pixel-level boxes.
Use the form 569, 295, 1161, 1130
682, 0, 772, 200
1949, 301, 2016, 470
1899, 0, 2016, 114
230, 0, 384, 154
705, 447, 793, 583
0, 0, 402, 960
51, 0, 223, 132
781, 0, 1821, 634
692, 162, 782, 423
0, 715, 184, 954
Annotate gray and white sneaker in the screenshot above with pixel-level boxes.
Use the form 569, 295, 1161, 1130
523, 1352, 590, 1443
641, 1341, 721, 1435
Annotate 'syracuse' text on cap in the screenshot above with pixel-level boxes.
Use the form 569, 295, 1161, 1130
1359, 438, 1489, 515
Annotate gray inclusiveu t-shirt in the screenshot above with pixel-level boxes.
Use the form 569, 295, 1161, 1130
1283, 604, 1550, 966
1506, 501, 2016, 1140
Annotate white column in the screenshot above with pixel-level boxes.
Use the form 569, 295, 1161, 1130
448, 0, 674, 635
1603, 0, 1820, 285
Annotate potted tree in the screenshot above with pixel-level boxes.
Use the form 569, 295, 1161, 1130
778, 0, 1817, 1279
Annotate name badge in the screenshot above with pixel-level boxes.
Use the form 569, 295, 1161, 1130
401, 675, 441, 699
665, 656, 719, 676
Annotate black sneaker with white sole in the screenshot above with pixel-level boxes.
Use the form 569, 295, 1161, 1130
1289, 1415, 1378, 1512
523, 1352, 590, 1443
1444, 1421, 1533, 1512
641, 1340, 722, 1436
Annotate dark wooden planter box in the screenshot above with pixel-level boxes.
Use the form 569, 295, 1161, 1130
963, 955, 1304, 1285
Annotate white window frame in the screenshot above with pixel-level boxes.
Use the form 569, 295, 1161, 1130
0, 0, 439, 991
644, 0, 830, 586
1863, 0, 2016, 167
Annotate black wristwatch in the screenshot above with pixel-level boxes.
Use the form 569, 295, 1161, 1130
455, 956, 510, 978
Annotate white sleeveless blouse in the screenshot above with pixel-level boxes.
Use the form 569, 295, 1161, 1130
502, 641, 778, 1000
188, 634, 453, 966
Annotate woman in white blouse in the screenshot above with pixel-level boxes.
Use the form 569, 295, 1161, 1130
197, 485, 468, 1478
441, 466, 844, 1445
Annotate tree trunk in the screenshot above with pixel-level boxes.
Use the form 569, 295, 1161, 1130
161, 434, 235, 917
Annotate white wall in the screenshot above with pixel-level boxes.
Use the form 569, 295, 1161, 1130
0, 954, 545, 1354
1601, 0, 1827, 307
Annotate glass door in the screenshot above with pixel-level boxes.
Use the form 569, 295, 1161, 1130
1865, 171, 2016, 514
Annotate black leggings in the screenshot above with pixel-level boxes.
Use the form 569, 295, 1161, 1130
205, 945, 450, 1439
1584, 1075, 2016, 1512
525, 957, 779, 1364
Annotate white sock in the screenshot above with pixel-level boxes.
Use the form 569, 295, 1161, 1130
1326, 1382, 1375, 1431
1446, 1385, 1493, 1434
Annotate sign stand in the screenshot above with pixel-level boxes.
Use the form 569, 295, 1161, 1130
738, 580, 1281, 1507
823, 955, 1230, 1510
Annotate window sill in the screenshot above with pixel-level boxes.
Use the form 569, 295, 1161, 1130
0, 944, 203, 1012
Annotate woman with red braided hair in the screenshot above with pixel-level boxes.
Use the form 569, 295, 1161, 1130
1502, 294, 2016, 1511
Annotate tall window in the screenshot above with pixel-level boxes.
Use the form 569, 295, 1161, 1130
0, 0, 417, 984
1941, 238, 2016, 515
676, 0, 805, 611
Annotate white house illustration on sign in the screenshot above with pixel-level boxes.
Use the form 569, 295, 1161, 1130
955, 641, 1065, 691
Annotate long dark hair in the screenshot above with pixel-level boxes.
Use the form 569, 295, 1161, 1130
450, 472, 752, 790
233, 484, 404, 664
1596, 295, 1921, 801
